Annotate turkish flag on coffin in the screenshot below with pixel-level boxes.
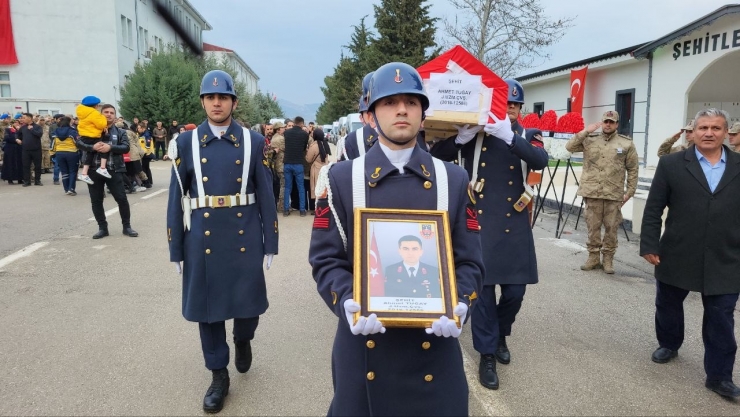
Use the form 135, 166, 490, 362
0, 0, 19, 65
417, 45, 508, 123
570, 66, 588, 115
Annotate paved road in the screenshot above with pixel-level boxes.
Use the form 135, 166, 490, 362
0, 162, 738, 415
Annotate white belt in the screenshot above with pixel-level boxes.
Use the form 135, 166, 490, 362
190, 193, 256, 210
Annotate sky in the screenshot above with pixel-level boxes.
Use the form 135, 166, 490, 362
188, 0, 733, 106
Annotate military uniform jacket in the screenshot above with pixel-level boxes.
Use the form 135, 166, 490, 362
166, 120, 279, 323
657, 135, 689, 157
309, 144, 483, 416
384, 261, 441, 298
565, 129, 639, 201
640, 146, 740, 295
431, 122, 547, 286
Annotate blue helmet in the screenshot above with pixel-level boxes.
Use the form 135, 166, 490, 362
359, 71, 374, 113
367, 62, 429, 112
505, 79, 524, 104
200, 70, 237, 98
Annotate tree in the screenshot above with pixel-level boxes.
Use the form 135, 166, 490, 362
369, 0, 440, 69
316, 54, 360, 124
442, 0, 575, 78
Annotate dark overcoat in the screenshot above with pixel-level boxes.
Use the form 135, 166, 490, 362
384, 261, 441, 298
430, 122, 548, 285
309, 143, 483, 416
1, 127, 23, 181
167, 120, 279, 323
640, 145, 740, 295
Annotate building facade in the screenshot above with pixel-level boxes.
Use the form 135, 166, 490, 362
517, 4, 740, 168
0, 0, 211, 116
203, 43, 259, 96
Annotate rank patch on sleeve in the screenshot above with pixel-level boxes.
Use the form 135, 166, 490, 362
313, 202, 331, 230
466, 204, 479, 232
531, 139, 544, 148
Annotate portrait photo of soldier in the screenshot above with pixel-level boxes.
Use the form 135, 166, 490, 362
383, 234, 441, 299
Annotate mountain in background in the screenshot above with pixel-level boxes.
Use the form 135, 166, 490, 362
277, 99, 321, 123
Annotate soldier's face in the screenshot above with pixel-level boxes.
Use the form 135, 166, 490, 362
602, 119, 617, 134
507, 102, 521, 122
729, 132, 739, 146
371, 94, 422, 148
201, 94, 237, 125
265, 125, 273, 135
694, 116, 727, 154
684, 130, 694, 143
398, 241, 423, 265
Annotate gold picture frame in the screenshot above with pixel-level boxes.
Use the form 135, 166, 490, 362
353, 208, 459, 328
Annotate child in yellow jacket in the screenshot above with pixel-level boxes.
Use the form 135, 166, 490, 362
76, 95, 109, 184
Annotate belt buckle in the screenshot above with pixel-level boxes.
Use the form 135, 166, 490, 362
209, 195, 231, 208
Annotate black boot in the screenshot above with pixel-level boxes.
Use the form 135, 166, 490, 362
478, 354, 499, 390
234, 340, 252, 373
203, 368, 229, 413
122, 226, 139, 237
495, 336, 511, 364
92, 229, 109, 239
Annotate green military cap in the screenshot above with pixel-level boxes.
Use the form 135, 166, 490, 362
729, 122, 740, 134
602, 110, 619, 122
682, 119, 694, 131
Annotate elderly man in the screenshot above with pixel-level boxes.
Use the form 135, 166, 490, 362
658, 120, 694, 157
565, 110, 639, 274
728, 122, 740, 152
641, 108, 740, 399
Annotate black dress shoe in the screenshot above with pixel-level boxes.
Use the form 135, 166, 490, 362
705, 380, 740, 398
651, 347, 677, 364
203, 368, 230, 413
22, 182, 31, 187
234, 340, 252, 373
92, 229, 109, 239
495, 336, 511, 365
34, 181, 43, 186
122, 227, 139, 237
478, 354, 499, 390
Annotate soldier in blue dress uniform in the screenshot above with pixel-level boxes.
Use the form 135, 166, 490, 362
309, 62, 484, 416
430, 79, 548, 390
383, 235, 442, 298
166, 70, 279, 414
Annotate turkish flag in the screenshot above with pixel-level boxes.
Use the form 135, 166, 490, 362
369, 229, 384, 296
0, 0, 18, 65
570, 66, 588, 115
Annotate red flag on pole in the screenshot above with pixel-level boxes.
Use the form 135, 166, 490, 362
0, 0, 18, 65
369, 228, 384, 296
570, 66, 588, 115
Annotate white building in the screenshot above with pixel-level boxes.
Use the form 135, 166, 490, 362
203, 43, 259, 96
0, 0, 211, 116
517, 4, 740, 168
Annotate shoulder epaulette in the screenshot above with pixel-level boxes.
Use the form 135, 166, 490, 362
618, 133, 632, 140
588, 132, 601, 137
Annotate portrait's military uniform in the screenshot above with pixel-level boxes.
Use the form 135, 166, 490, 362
565, 110, 639, 273
383, 261, 441, 298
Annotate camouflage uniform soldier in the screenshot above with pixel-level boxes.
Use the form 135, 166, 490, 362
565, 110, 639, 274
728, 122, 740, 152
657, 120, 694, 157
270, 121, 286, 210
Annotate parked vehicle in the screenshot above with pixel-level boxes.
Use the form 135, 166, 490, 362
346, 113, 362, 133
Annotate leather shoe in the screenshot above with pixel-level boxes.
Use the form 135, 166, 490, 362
122, 227, 139, 237
705, 380, 740, 398
22, 182, 31, 187
234, 340, 252, 373
92, 229, 109, 239
203, 368, 229, 413
495, 336, 511, 365
478, 354, 499, 390
651, 347, 677, 364
34, 181, 43, 186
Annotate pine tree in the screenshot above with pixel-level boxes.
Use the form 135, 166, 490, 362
369, 0, 440, 69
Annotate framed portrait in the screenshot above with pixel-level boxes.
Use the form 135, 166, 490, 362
353, 208, 459, 328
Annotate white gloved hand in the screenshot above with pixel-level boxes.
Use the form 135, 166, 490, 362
453, 124, 483, 145
174, 262, 182, 274
344, 299, 386, 336
425, 302, 468, 338
483, 111, 514, 145
265, 254, 274, 270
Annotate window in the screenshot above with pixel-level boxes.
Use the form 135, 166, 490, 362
153, 36, 160, 53
121, 15, 133, 48
138, 27, 149, 55
615, 89, 635, 137
533, 102, 544, 117
0, 72, 10, 97
37, 109, 60, 116
566, 98, 572, 113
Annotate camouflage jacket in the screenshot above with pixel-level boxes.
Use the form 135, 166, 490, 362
269, 133, 285, 173
566, 130, 639, 201
657, 135, 688, 157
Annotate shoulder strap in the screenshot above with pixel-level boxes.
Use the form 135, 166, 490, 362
191, 130, 205, 197
357, 126, 366, 157
470, 132, 485, 185
240, 128, 252, 195
352, 155, 366, 208
432, 158, 448, 211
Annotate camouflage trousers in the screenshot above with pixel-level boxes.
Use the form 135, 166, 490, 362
42, 150, 51, 170
584, 197, 623, 255
276, 172, 285, 211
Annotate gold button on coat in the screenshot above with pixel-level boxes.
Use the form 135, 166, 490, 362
423, 181, 432, 189
367, 372, 375, 381
479, 194, 484, 199
204, 212, 210, 218
368, 182, 377, 188
424, 374, 433, 382
478, 210, 483, 214
510, 165, 515, 170
507, 197, 512, 202
236, 160, 241, 165
205, 249, 211, 254
422, 341, 431, 350
205, 231, 211, 236
239, 230, 244, 235
508, 181, 513, 185
237, 213, 243, 218
505, 229, 510, 233
506, 213, 511, 217
203, 177, 209, 182
240, 248, 246, 252
201, 158, 207, 163
482, 147, 487, 151
481, 162, 486, 167
366, 340, 376, 349
237, 178, 242, 183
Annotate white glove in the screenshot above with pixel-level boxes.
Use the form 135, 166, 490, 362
425, 302, 468, 338
265, 254, 274, 270
174, 262, 182, 274
483, 111, 514, 145
453, 124, 483, 145
344, 299, 386, 336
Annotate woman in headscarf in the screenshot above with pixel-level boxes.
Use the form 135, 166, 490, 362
2, 119, 23, 184
305, 128, 331, 213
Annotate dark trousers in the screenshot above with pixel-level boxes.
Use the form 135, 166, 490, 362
56, 152, 79, 193
472, 284, 527, 354
87, 170, 131, 230
141, 157, 152, 185
655, 280, 738, 381
154, 141, 166, 159
22, 149, 42, 184
199, 317, 259, 370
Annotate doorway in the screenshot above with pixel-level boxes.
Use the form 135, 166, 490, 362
615, 89, 634, 137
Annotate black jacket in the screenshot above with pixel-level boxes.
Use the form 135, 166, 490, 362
17, 123, 43, 151
76, 125, 129, 173
640, 145, 740, 295
283, 126, 308, 165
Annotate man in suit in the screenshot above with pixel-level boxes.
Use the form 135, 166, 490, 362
640, 108, 740, 399
383, 235, 441, 298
